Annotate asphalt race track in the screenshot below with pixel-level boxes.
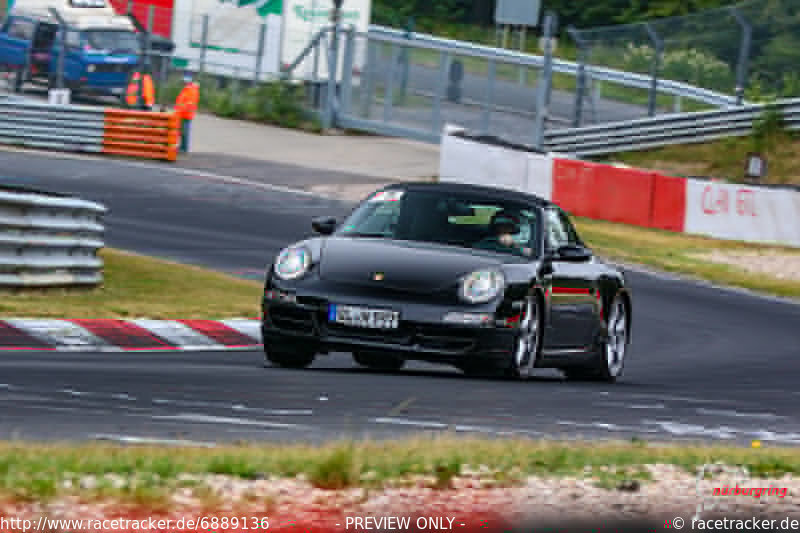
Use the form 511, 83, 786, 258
2, 149, 800, 445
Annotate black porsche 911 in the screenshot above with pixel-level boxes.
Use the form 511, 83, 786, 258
261, 182, 632, 382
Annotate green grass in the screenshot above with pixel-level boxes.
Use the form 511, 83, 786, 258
0, 248, 262, 319
610, 130, 800, 187
574, 217, 800, 299
0, 438, 798, 502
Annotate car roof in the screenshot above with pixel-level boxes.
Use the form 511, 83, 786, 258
382, 181, 555, 208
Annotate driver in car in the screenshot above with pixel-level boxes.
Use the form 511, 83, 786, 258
474, 211, 533, 256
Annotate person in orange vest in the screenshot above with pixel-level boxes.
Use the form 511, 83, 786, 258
175, 72, 199, 153
125, 70, 155, 110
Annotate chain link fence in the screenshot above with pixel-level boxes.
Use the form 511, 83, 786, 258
568, 0, 800, 126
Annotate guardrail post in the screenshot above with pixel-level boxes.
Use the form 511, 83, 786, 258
339, 26, 355, 116
431, 50, 448, 135
518, 26, 527, 86
322, 24, 340, 130
644, 23, 663, 118
532, 11, 557, 149
199, 14, 209, 76
56, 25, 65, 89
232, 66, 240, 107
731, 7, 752, 106
383, 44, 399, 123
481, 59, 496, 135
397, 17, 413, 105
568, 25, 588, 128
254, 23, 267, 84
359, 39, 377, 118
48, 9, 66, 90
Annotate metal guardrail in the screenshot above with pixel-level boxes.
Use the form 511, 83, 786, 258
0, 100, 180, 160
368, 25, 741, 109
0, 100, 105, 153
0, 186, 106, 287
542, 98, 800, 156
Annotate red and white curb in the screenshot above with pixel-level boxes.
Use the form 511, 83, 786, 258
0, 319, 262, 351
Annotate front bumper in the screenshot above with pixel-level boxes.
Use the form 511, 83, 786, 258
262, 296, 517, 364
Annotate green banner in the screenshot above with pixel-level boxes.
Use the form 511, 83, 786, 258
217, 0, 282, 18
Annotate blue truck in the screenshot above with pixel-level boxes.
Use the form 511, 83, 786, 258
0, 0, 142, 97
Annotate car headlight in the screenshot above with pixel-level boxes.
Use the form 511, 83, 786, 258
273, 246, 312, 280
87, 64, 96, 73
459, 269, 505, 304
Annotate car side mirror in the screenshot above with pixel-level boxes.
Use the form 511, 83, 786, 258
311, 216, 337, 236
554, 244, 593, 262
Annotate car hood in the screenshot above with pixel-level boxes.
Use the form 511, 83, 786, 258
318, 237, 504, 293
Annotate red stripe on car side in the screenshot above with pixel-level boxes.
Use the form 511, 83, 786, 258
551, 287, 592, 295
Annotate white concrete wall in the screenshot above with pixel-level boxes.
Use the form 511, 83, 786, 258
684, 179, 800, 248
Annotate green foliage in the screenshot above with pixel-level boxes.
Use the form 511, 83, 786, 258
371, 0, 735, 30
751, 107, 787, 152
590, 43, 734, 91
162, 76, 321, 133
309, 445, 358, 490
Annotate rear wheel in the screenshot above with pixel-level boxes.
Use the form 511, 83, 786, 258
263, 341, 316, 369
564, 295, 629, 383
353, 351, 405, 372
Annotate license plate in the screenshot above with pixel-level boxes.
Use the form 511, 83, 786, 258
328, 304, 399, 329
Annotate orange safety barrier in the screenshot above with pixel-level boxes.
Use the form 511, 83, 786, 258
102, 109, 180, 162
552, 158, 687, 232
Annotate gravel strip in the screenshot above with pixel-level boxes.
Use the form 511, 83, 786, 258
702, 250, 800, 281
3, 466, 800, 530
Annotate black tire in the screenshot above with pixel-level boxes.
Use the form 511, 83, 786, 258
563, 294, 630, 383
263, 342, 316, 369
504, 294, 543, 379
353, 351, 404, 372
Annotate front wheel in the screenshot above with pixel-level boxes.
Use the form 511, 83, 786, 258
505, 294, 542, 379
564, 295, 629, 383
263, 341, 316, 369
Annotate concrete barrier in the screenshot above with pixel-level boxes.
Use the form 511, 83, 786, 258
439, 126, 800, 248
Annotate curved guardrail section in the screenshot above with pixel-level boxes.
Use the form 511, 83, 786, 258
543, 98, 800, 156
0, 186, 107, 287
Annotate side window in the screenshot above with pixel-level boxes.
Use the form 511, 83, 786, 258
8, 18, 35, 40
556, 209, 582, 246
545, 209, 579, 250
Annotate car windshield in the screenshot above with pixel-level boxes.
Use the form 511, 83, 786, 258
84, 30, 140, 54
337, 189, 541, 258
